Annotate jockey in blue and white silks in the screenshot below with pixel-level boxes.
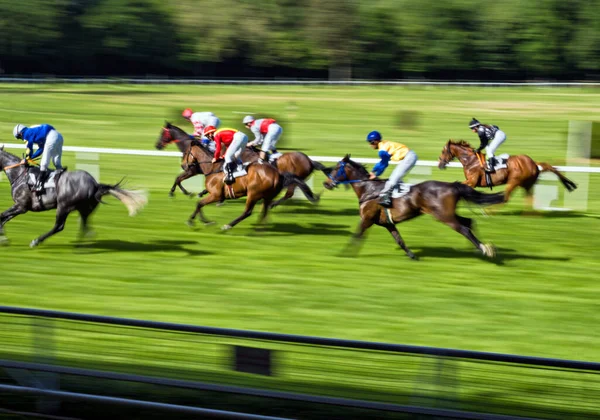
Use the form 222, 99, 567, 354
366, 130, 418, 208
13, 123, 64, 190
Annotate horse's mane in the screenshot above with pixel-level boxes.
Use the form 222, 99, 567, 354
347, 158, 371, 178
448, 139, 473, 148
0, 148, 20, 163
165, 122, 213, 155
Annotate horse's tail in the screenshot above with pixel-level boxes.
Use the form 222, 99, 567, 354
310, 159, 333, 176
537, 162, 578, 192
96, 179, 148, 216
453, 182, 505, 206
281, 172, 320, 204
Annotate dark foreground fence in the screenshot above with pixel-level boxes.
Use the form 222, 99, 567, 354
0, 306, 598, 419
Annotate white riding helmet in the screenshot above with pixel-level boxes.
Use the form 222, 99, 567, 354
242, 115, 255, 125
13, 124, 26, 139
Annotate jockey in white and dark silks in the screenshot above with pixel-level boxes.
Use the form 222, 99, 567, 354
469, 117, 507, 173
366, 130, 418, 208
182, 108, 221, 140
243, 115, 283, 164
13, 123, 64, 190
203, 126, 248, 185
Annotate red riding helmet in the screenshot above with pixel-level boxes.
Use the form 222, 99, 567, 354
182, 108, 193, 119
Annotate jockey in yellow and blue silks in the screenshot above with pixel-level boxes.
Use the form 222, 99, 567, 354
366, 130, 418, 208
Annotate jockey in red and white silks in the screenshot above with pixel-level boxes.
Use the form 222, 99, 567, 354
182, 109, 221, 138
243, 115, 283, 163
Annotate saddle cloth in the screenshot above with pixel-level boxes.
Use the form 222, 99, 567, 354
490, 154, 509, 170
27, 171, 58, 189
391, 183, 413, 199
223, 161, 250, 180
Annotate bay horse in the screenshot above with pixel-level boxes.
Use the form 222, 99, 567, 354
157, 130, 319, 230
0, 145, 147, 247
323, 155, 504, 259
438, 140, 577, 205
155, 123, 329, 208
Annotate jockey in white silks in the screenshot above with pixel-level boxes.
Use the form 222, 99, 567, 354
243, 115, 283, 163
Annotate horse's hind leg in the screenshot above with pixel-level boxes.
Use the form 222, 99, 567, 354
257, 198, 273, 227
269, 185, 295, 209
222, 198, 258, 231
439, 214, 495, 258
31, 206, 74, 247
384, 225, 416, 260
77, 202, 98, 241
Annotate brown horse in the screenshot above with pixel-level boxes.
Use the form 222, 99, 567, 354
438, 140, 577, 205
157, 128, 319, 230
323, 155, 504, 259
155, 123, 329, 208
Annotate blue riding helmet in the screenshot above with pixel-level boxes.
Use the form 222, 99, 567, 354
366, 131, 382, 143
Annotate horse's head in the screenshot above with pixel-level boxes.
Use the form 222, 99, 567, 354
438, 139, 474, 169
156, 122, 191, 150
323, 154, 370, 190
438, 140, 455, 170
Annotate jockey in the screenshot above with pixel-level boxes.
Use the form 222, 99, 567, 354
203, 126, 248, 185
366, 130, 418, 208
243, 115, 283, 163
469, 117, 507, 173
182, 108, 221, 139
13, 123, 64, 190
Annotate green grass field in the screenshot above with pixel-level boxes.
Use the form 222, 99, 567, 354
1, 83, 600, 365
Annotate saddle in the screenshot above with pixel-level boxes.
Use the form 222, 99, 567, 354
391, 183, 412, 199
475, 152, 509, 188
26, 169, 62, 191
222, 160, 250, 181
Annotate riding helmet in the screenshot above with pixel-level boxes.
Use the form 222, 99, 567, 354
366, 131, 382, 143
13, 124, 26, 139
243, 115, 255, 125
204, 126, 217, 136
182, 108, 193, 119
469, 118, 480, 128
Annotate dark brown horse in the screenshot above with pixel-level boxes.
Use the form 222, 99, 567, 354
438, 140, 577, 205
323, 155, 504, 259
156, 128, 319, 230
155, 123, 329, 208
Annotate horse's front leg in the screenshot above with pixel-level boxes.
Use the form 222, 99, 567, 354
339, 217, 375, 257
187, 193, 221, 227
384, 224, 416, 259
0, 204, 28, 245
30, 205, 73, 248
170, 169, 196, 197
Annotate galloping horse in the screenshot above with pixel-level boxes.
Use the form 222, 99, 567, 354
156, 123, 329, 208
438, 140, 577, 204
0, 145, 147, 247
158, 131, 319, 230
323, 155, 504, 259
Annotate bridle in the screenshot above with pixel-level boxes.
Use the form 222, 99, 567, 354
327, 161, 364, 187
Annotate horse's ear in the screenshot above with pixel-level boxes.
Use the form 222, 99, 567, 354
165, 121, 171, 128
343, 154, 351, 162
0, 143, 4, 151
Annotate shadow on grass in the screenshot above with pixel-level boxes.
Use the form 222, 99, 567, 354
250, 222, 352, 237
499, 210, 600, 220
64, 239, 211, 256
408, 246, 570, 266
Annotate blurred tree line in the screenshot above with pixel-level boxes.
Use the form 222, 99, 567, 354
1, 0, 599, 79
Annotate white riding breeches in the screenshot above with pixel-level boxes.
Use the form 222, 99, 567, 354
40, 130, 64, 171
381, 150, 418, 194
224, 132, 248, 164
261, 123, 283, 152
485, 130, 506, 158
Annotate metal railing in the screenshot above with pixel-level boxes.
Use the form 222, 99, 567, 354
1, 306, 599, 419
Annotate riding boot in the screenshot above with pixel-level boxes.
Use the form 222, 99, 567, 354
485, 157, 496, 173
224, 163, 235, 185
35, 170, 49, 192
378, 189, 393, 208
258, 150, 268, 164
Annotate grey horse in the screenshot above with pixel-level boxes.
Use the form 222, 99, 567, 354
0, 144, 147, 247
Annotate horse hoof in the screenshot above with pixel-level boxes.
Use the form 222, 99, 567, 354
481, 243, 497, 258
30, 239, 39, 248
216, 202, 225, 207
407, 252, 418, 260
0, 236, 9, 246
203, 221, 216, 226
186, 220, 195, 228
221, 224, 232, 231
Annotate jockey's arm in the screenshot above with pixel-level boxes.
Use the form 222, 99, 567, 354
371, 150, 391, 176
29, 143, 43, 159
476, 128, 488, 151
247, 125, 262, 146
213, 138, 223, 160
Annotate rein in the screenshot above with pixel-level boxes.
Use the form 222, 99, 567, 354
327, 161, 365, 186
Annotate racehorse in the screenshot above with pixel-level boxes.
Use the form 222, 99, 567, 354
0, 144, 147, 247
323, 155, 504, 259
155, 123, 329, 208
163, 133, 319, 230
438, 140, 577, 205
